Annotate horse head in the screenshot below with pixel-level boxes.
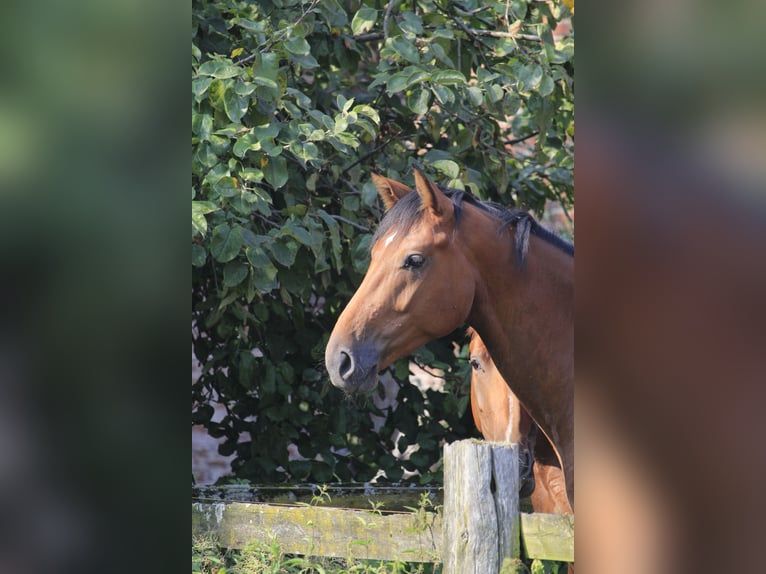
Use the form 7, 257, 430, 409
325, 167, 476, 394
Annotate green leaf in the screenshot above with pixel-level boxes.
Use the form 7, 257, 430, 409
431, 69, 466, 85
385, 72, 409, 94
316, 210, 342, 270
281, 219, 314, 247
407, 89, 430, 115
263, 155, 288, 188
233, 130, 260, 158
238, 351, 256, 388
342, 195, 359, 212
503, 92, 521, 115
333, 114, 348, 134
386, 67, 431, 95
267, 239, 299, 268
518, 63, 544, 92
192, 77, 213, 98
284, 36, 310, 56
245, 246, 271, 268
223, 85, 249, 123
192, 143, 218, 171
240, 167, 264, 182
223, 261, 248, 287
290, 53, 319, 69
234, 82, 256, 96
398, 12, 423, 36
352, 105, 380, 124
340, 95, 355, 113
292, 141, 319, 162
486, 83, 505, 103
207, 79, 225, 111
192, 243, 207, 267
250, 187, 273, 216
253, 52, 279, 87
249, 248, 279, 291
198, 60, 242, 79
213, 177, 239, 198
429, 42, 454, 67
466, 85, 483, 106
361, 180, 378, 207
234, 18, 264, 34
213, 123, 244, 137
192, 200, 219, 216
334, 132, 359, 147
254, 123, 280, 140
351, 7, 377, 35
539, 73, 555, 97
431, 84, 454, 104
253, 75, 278, 90
192, 212, 207, 237
391, 38, 420, 64
351, 234, 372, 274
431, 159, 460, 179
210, 224, 243, 262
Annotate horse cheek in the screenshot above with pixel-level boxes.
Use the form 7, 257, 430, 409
426, 280, 471, 337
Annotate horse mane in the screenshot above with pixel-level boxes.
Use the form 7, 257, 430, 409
372, 185, 574, 269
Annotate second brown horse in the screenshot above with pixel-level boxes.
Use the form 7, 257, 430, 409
468, 328, 571, 514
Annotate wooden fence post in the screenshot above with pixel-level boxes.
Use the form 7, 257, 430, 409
442, 439, 522, 574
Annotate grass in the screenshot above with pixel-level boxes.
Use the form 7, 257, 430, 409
192, 536, 565, 574
192, 535, 442, 574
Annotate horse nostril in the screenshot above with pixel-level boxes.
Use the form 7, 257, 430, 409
339, 350, 354, 380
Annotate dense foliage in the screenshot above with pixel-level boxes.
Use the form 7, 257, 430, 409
192, 0, 574, 484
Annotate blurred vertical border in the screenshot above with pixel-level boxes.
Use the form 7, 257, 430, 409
0, 1, 189, 573
4, 0, 764, 572
577, 0, 766, 572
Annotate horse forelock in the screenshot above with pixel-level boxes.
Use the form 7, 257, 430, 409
371, 186, 475, 250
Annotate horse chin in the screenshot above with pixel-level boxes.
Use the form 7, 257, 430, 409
329, 367, 379, 396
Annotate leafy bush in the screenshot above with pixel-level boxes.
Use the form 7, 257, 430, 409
192, 0, 573, 484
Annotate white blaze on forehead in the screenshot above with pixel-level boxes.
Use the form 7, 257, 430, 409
383, 231, 397, 249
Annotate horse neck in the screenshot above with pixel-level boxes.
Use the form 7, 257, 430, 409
462, 213, 574, 439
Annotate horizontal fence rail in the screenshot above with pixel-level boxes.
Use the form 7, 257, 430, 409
193, 501, 441, 562
191, 440, 574, 570
192, 500, 574, 563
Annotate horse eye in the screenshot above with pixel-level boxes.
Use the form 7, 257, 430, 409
403, 253, 425, 270
470, 358, 481, 371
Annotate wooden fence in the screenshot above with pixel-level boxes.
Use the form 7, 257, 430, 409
192, 440, 574, 572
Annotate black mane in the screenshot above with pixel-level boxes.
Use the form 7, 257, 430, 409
371, 186, 573, 269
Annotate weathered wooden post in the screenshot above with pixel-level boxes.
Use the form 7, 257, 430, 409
442, 439, 523, 574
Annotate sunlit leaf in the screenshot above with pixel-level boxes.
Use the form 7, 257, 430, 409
351, 7, 377, 35
198, 60, 241, 79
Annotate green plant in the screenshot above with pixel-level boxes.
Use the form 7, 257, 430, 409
193, 535, 443, 573
192, 0, 574, 485
192, 535, 235, 574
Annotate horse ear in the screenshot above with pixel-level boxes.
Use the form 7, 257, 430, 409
371, 173, 412, 210
413, 164, 453, 219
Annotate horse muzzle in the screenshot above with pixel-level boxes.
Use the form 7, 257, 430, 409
325, 339, 380, 395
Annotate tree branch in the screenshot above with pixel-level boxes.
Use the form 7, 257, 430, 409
467, 29, 541, 42
383, 0, 396, 40
341, 135, 396, 175
505, 131, 539, 145
354, 32, 385, 42
330, 215, 370, 232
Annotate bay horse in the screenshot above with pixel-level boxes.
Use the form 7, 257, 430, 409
325, 166, 574, 507
468, 328, 572, 514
